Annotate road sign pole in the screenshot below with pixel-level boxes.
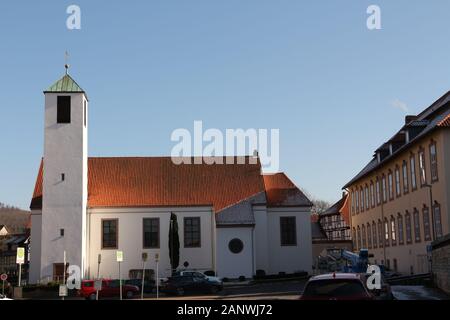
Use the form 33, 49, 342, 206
155, 253, 160, 300
2, 280, 4, 296
62, 251, 66, 301
18, 264, 22, 288
141, 261, 145, 300
119, 261, 122, 300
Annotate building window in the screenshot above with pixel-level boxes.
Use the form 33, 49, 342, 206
357, 226, 361, 250
143, 218, 160, 248
382, 175, 387, 203
429, 142, 438, 182
418, 149, 427, 186
422, 206, 431, 241
365, 185, 369, 210
102, 219, 118, 249
388, 171, 394, 200
384, 218, 390, 247
184, 217, 201, 248
378, 220, 383, 248
367, 223, 372, 249
280, 217, 297, 246
390, 216, 396, 246
402, 161, 409, 194
376, 178, 381, 205
413, 209, 421, 243
355, 189, 359, 213
405, 211, 412, 244
228, 239, 244, 254
372, 221, 378, 249
397, 214, 404, 245
57, 96, 71, 123
370, 182, 375, 208
395, 167, 401, 197
362, 225, 367, 248
410, 155, 417, 190
360, 187, 364, 212
433, 203, 443, 239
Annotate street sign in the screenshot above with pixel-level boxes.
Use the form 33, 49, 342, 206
116, 251, 123, 262
155, 253, 159, 262
59, 285, 68, 297
16, 247, 25, 264
94, 280, 102, 291
0, 274, 7, 281
142, 252, 148, 262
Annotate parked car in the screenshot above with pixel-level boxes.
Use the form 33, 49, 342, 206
173, 270, 222, 285
78, 279, 140, 300
125, 279, 156, 293
0, 294, 12, 300
161, 275, 223, 296
299, 273, 374, 300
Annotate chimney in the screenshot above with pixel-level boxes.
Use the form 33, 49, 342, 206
405, 115, 418, 125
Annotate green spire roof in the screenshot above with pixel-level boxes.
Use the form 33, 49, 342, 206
44, 74, 85, 93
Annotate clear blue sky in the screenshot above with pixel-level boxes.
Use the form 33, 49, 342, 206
1, 1, 450, 209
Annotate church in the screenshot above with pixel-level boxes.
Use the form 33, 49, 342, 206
28, 70, 313, 283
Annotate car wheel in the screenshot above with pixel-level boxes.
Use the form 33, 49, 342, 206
176, 288, 185, 296
126, 291, 134, 299
89, 293, 97, 301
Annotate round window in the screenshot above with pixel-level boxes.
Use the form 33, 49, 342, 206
228, 238, 244, 254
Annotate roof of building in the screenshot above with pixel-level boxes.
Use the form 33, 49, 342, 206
31, 157, 311, 212
311, 221, 328, 240
44, 74, 85, 94
343, 91, 450, 189
321, 193, 350, 224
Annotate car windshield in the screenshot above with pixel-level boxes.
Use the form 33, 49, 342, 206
303, 279, 367, 298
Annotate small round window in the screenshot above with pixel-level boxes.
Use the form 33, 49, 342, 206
228, 238, 244, 254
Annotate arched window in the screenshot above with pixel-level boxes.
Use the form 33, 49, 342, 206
376, 177, 381, 205
357, 226, 362, 250
433, 202, 443, 239
362, 225, 367, 248
397, 214, 404, 245
367, 223, 372, 249
370, 181, 375, 208
384, 218, 390, 247
410, 154, 417, 190
402, 160, 409, 194
372, 221, 378, 249
395, 166, 401, 197
413, 208, 421, 243
378, 220, 383, 248
405, 211, 412, 244
390, 216, 396, 246
423, 206, 431, 241
360, 187, 365, 212
429, 141, 438, 182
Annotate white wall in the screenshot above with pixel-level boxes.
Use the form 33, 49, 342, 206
255, 207, 312, 275
87, 207, 214, 279
29, 212, 42, 283
40, 92, 88, 281
216, 227, 254, 278
253, 205, 269, 273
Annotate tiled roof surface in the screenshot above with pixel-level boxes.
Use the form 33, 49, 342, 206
263, 173, 313, 207
31, 157, 310, 211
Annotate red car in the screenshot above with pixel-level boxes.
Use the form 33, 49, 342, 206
299, 273, 374, 300
79, 279, 139, 300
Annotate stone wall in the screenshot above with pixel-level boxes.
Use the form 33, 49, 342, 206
431, 234, 450, 294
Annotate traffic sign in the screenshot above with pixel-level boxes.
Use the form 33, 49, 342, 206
59, 285, 68, 297
94, 280, 102, 291
16, 247, 25, 264
116, 251, 123, 262
0, 274, 7, 281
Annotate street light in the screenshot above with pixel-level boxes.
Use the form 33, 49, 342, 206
423, 184, 436, 241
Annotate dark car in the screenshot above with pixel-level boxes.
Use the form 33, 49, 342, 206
161, 275, 223, 296
125, 279, 156, 293
299, 273, 374, 300
79, 279, 140, 300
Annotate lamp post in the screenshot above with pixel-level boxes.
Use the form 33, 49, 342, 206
423, 184, 435, 241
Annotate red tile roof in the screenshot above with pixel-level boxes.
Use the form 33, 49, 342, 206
263, 173, 312, 207
438, 113, 450, 127
31, 157, 311, 211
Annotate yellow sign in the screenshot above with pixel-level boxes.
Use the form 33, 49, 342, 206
116, 251, 123, 262
16, 247, 25, 264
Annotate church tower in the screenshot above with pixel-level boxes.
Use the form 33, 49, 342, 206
39, 67, 88, 281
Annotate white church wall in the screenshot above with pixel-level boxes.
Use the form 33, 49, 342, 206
266, 207, 312, 275
253, 205, 269, 273
216, 227, 254, 279
29, 211, 42, 283
40, 92, 88, 281
87, 207, 214, 280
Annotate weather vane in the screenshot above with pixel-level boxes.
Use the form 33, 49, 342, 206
65, 51, 70, 74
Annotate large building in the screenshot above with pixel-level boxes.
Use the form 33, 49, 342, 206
29, 71, 313, 283
344, 91, 450, 274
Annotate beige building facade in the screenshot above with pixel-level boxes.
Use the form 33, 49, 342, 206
344, 91, 450, 275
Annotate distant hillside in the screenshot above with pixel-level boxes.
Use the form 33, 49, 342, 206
0, 202, 30, 234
